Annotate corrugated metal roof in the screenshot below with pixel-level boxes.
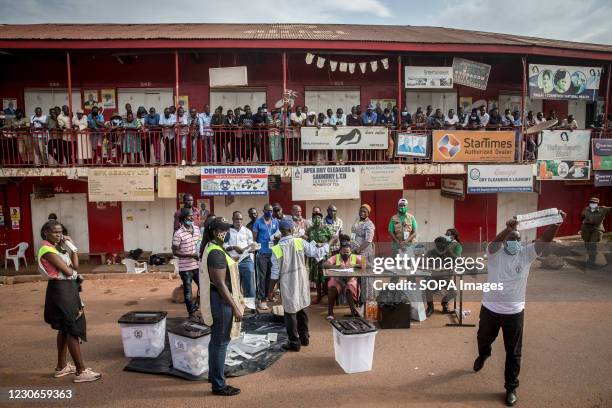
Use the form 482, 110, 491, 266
0, 23, 610, 53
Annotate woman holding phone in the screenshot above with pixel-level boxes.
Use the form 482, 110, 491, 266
38, 220, 101, 383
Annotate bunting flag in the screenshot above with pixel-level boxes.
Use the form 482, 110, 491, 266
304, 53, 390, 75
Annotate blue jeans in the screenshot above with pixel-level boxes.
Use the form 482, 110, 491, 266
238, 257, 255, 298
255, 252, 272, 301
208, 288, 233, 391
179, 269, 200, 315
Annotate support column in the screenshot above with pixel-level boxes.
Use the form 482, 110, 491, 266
174, 50, 180, 106
397, 55, 402, 128
66, 51, 75, 164
606, 63, 611, 130
282, 51, 288, 165
521, 55, 527, 128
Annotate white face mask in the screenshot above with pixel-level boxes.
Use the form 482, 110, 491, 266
589, 203, 598, 210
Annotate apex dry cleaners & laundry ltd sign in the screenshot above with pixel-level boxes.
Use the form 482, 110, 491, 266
467, 165, 533, 193
292, 166, 360, 200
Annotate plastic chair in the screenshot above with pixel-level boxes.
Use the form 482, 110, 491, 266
5, 242, 29, 272
169, 258, 179, 274
121, 258, 148, 274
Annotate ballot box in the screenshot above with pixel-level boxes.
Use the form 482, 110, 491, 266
331, 317, 378, 374
168, 321, 212, 376
118, 311, 167, 358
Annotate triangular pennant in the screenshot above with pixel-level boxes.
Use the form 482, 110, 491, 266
305, 53, 315, 65
359, 62, 367, 73
381, 58, 389, 70
339, 62, 348, 72
370, 60, 378, 72
348, 63, 356, 74
330, 60, 338, 72
316, 56, 326, 68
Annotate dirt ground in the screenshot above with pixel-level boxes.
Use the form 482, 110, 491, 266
0, 265, 611, 408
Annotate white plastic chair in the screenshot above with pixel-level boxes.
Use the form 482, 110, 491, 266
5, 242, 28, 272
121, 258, 148, 274
169, 258, 179, 275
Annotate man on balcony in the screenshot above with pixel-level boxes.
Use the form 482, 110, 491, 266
478, 105, 490, 128
159, 107, 177, 164
87, 106, 104, 164
361, 104, 378, 126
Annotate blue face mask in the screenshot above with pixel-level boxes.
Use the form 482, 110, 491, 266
264, 210, 273, 219
505, 240, 521, 255
184, 220, 193, 227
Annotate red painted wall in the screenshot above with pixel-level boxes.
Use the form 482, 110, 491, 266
454, 193, 498, 243
87, 201, 123, 253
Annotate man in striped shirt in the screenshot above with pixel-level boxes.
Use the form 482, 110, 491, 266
172, 208, 202, 320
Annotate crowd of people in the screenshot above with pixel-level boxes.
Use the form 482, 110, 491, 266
2, 101, 609, 166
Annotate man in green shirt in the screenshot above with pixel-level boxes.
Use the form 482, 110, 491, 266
580, 197, 612, 267
388, 198, 418, 254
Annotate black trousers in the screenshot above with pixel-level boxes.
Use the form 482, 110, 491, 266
284, 308, 309, 347
477, 305, 524, 392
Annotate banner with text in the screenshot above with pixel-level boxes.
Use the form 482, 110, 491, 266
88, 168, 155, 202
359, 165, 404, 191
594, 171, 612, 187
536, 160, 591, 180
452, 58, 491, 90
467, 165, 533, 193
529, 64, 602, 101
405, 66, 453, 88
592, 139, 612, 170
432, 130, 515, 162
538, 130, 591, 160
292, 166, 360, 201
301, 126, 388, 150
441, 177, 465, 200
201, 166, 268, 196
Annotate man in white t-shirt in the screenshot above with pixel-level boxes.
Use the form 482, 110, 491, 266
473, 210, 566, 407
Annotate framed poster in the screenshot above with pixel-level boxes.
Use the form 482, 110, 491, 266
101, 89, 116, 109
83, 90, 99, 110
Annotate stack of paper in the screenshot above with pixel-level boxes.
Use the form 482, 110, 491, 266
516, 208, 562, 230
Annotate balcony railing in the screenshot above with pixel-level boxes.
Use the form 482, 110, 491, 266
0, 125, 609, 168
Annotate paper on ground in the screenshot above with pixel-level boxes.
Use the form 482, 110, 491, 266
516, 208, 562, 230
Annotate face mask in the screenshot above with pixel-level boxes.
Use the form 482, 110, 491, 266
402, 112, 408, 117
184, 220, 193, 227
216, 231, 227, 242
505, 240, 521, 255
341, 254, 350, 262
313, 218, 321, 227
589, 203, 597, 210
264, 210, 272, 218
398, 207, 407, 215
445, 235, 452, 243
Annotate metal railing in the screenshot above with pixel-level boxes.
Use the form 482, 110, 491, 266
0, 125, 607, 168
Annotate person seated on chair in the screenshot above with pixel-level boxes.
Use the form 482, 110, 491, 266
425, 236, 457, 316
323, 243, 366, 320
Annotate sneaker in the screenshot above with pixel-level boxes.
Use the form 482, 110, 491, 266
73, 368, 101, 383
54, 363, 76, 378
257, 300, 269, 310
181, 159, 186, 166
212, 385, 241, 396
326, 315, 335, 321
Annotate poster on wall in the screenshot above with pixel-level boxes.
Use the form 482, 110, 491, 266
405, 66, 453, 88
300, 126, 388, 150
536, 160, 591, 180
359, 165, 404, 191
537, 130, 591, 161
101, 89, 116, 109
0, 204, 4, 226
201, 166, 268, 196
594, 172, 612, 187
396, 132, 429, 157
452, 58, 491, 90
88, 168, 155, 201
157, 167, 177, 198
441, 177, 465, 200
370, 99, 396, 110
432, 130, 515, 162
197, 198, 211, 214
528, 64, 602, 101
176, 95, 189, 110
467, 165, 533, 193
592, 139, 612, 170
2, 98, 17, 114
292, 166, 360, 201
83, 90, 99, 110
10, 206, 20, 230
459, 97, 472, 112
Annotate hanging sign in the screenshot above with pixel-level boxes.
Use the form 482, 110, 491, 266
200, 166, 268, 196
292, 166, 360, 201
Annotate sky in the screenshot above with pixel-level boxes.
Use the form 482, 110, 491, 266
1, 0, 611, 45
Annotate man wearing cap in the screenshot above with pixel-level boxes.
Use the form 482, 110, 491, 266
269, 219, 336, 351
361, 104, 378, 126
174, 193, 202, 231
172, 208, 203, 320
199, 217, 243, 396
272, 203, 292, 222
388, 198, 418, 254
580, 198, 612, 267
